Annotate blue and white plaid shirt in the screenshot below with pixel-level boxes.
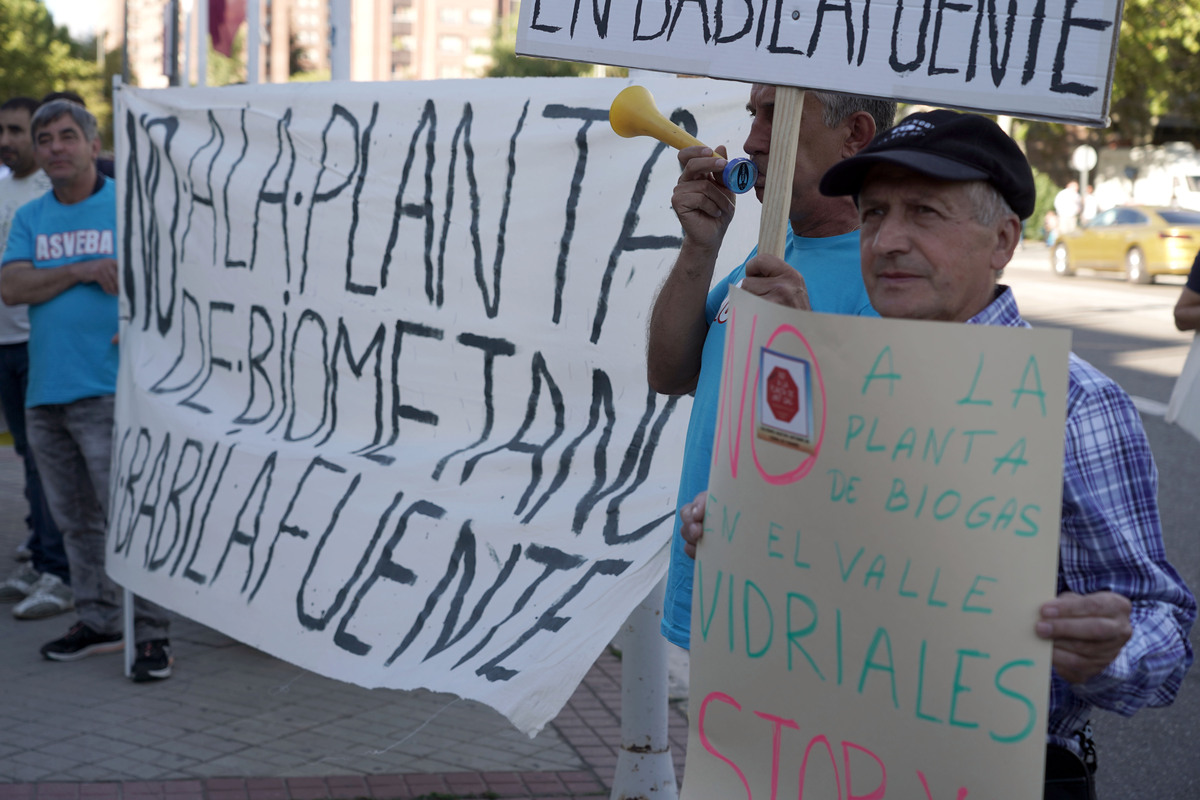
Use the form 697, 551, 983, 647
970, 286, 1196, 754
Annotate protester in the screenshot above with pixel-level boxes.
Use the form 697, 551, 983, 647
0, 96, 72, 620
678, 110, 1197, 799
1043, 208, 1060, 246
647, 86, 895, 651
1054, 179, 1081, 234
39, 91, 116, 179
1080, 184, 1100, 226
1173, 251, 1200, 332
0, 100, 173, 681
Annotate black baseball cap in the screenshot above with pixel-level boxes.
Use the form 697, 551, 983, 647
819, 110, 1036, 219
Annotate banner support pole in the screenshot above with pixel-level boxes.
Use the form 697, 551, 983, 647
756, 87, 805, 259
247, 0, 261, 83
611, 577, 678, 800
330, 0, 350, 80
197, 0, 208, 86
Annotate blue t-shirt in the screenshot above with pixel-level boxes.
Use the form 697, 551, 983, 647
661, 228, 876, 648
2, 178, 118, 407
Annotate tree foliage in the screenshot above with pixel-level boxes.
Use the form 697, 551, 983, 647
207, 27, 247, 87
1110, 0, 1200, 142
485, 9, 619, 78
0, 0, 106, 121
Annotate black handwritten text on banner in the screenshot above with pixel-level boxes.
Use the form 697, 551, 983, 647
516, 0, 1122, 125
110, 78, 758, 734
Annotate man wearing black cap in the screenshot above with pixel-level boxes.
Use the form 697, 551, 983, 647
818, 110, 1040, 323
821, 110, 1196, 798
679, 110, 1196, 799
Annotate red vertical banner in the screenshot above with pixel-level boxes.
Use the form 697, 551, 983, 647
209, 0, 246, 57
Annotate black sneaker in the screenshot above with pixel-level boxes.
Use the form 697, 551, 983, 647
131, 639, 173, 682
41, 623, 123, 661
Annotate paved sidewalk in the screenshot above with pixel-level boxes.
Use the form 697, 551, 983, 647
0, 447, 690, 798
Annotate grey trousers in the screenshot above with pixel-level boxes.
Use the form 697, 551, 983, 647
26, 395, 170, 642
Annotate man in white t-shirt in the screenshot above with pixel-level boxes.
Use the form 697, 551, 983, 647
0, 96, 71, 620
1054, 180, 1081, 234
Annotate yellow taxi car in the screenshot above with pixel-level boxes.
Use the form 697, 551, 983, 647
1050, 205, 1200, 284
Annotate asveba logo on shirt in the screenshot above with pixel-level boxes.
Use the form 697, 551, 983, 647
35, 229, 115, 261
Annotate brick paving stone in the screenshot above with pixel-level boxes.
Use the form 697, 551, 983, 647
396, 775, 445, 792
161, 782, 204, 795
242, 789, 287, 800
518, 775, 565, 790
280, 787, 328, 800
479, 776, 526, 792
123, 783, 166, 796
204, 790, 250, 800
203, 780, 246, 792
281, 779, 325, 790
320, 777, 366, 793
442, 773, 486, 791
561, 778, 604, 793
243, 780, 285, 791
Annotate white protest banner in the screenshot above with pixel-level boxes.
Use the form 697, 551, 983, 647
683, 289, 1071, 798
517, 0, 1122, 125
109, 77, 759, 735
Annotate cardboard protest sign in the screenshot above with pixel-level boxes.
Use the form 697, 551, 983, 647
108, 77, 759, 735
683, 289, 1071, 798
517, 0, 1123, 125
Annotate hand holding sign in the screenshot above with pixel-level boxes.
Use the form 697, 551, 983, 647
1037, 591, 1133, 684
679, 490, 707, 559
743, 252, 811, 309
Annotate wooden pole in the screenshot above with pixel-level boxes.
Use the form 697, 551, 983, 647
756, 86, 806, 259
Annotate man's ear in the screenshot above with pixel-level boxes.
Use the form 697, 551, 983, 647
991, 214, 1022, 273
842, 112, 877, 158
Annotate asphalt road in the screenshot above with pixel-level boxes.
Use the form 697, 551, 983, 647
1005, 244, 1200, 799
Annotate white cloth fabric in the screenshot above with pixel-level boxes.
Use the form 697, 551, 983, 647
0, 170, 54, 344
1166, 333, 1200, 444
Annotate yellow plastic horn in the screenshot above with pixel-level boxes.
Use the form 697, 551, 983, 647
609, 85, 757, 194
610, 85, 706, 151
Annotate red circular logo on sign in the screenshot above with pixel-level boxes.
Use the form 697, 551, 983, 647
766, 366, 799, 422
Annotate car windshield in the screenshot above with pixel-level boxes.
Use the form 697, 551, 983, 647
1159, 210, 1200, 225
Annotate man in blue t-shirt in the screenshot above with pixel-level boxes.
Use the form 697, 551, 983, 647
0, 99, 173, 681
646, 86, 896, 649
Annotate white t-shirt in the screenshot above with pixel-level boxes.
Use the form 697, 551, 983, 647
0, 170, 54, 344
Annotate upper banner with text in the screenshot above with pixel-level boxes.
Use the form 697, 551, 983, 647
517, 0, 1123, 125
109, 77, 758, 735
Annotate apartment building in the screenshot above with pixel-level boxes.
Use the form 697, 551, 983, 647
104, 0, 518, 86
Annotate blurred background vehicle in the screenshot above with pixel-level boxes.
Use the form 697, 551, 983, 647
1050, 205, 1200, 283
1093, 142, 1200, 212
